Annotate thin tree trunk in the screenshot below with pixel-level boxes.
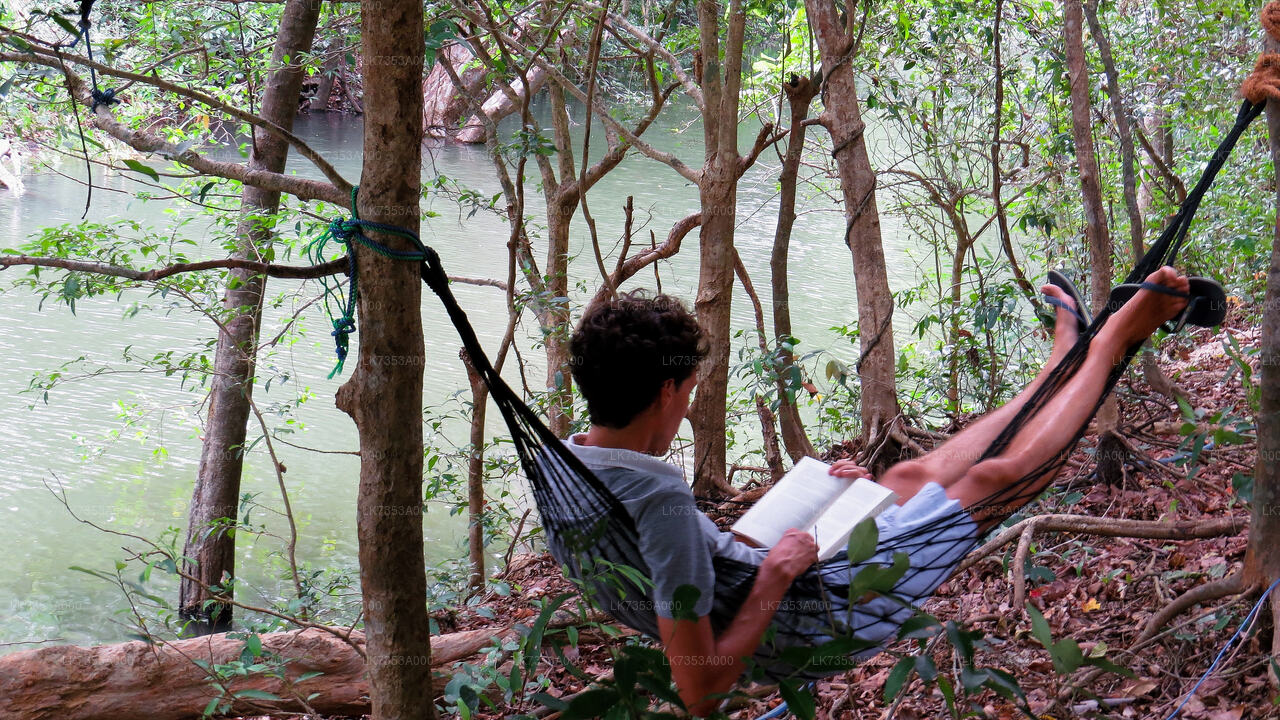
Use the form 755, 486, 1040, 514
1246, 20, 1280, 688
1084, 0, 1183, 401
734, 250, 785, 481
1064, 0, 1124, 483
461, 350, 488, 592
803, 0, 901, 461
771, 73, 818, 461
311, 53, 342, 112
334, 0, 434, 716
991, 0, 1039, 308
179, 0, 322, 636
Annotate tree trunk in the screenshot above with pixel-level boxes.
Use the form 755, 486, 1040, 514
688, 0, 746, 497
310, 53, 343, 112
692, 168, 739, 495
333, 0, 434, 717
423, 42, 485, 140
542, 85, 578, 438
1246, 22, 1280, 687
179, 0, 322, 636
770, 74, 818, 461
803, 0, 901, 459
455, 65, 551, 144
0, 627, 507, 720
461, 349, 488, 592
1064, 0, 1124, 484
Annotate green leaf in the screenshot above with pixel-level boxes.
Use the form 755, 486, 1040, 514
3, 35, 33, 52
48, 12, 82, 37
849, 551, 910, 600
1052, 638, 1084, 674
123, 159, 160, 181
0, 75, 15, 98
1026, 603, 1054, 650
845, 517, 879, 564
670, 584, 702, 622
562, 688, 620, 720
913, 654, 938, 682
897, 613, 941, 640
523, 592, 572, 676
530, 693, 567, 712
779, 680, 816, 720
1084, 655, 1134, 679
884, 656, 914, 701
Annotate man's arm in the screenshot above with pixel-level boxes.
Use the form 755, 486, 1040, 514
657, 529, 817, 716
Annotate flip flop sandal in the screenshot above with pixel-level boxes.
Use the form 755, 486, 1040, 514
1042, 269, 1092, 335
1107, 276, 1228, 332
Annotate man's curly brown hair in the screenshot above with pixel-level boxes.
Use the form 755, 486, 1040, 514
569, 291, 707, 429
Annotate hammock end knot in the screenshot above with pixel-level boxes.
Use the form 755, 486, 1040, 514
329, 317, 357, 378
1263, 1, 1280, 44
1241, 52, 1280, 105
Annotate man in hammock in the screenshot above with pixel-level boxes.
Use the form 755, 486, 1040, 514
563, 266, 1191, 715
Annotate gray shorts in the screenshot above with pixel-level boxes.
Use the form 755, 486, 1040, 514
756, 482, 979, 677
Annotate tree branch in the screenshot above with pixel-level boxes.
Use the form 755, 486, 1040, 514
0, 254, 508, 291
591, 211, 699, 304
2, 41, 352, 194
956, 513, 1246, 576
7, 52, 347, 204
452, 8, 701, 183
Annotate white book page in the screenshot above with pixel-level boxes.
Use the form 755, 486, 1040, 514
810, 478, 898, 561
731, 457, 847, 548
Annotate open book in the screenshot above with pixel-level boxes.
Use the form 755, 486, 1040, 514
731, 456, 899, 562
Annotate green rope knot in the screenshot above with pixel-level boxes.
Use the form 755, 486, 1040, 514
306, 186, 428, 378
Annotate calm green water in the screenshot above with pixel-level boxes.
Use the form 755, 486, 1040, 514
0, 106, 947, 651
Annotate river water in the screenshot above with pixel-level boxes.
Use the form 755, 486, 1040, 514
0, 105, 965, 651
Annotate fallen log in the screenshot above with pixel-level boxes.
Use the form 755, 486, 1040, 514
0, 626, 506, 720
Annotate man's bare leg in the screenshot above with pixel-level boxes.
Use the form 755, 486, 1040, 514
864, 283, 1085, 504
946, 266, 1190, 529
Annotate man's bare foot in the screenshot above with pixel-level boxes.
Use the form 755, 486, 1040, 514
1041, 283, 1081, 365
1103, 266, 1190, 347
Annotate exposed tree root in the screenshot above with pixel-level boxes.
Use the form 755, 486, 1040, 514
1135, 568, 1247, 645
955, 514, 1247, 576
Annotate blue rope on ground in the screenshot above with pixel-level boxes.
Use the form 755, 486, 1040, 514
747, 683, 816, 720
1164, 577, 1280, 720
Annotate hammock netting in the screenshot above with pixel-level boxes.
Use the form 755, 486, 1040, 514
401, 99, 1261, 682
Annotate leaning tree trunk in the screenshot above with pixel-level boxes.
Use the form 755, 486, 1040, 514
804, 0, 901, 460
179, 0, 322, 635
770, 73, 818, 462
1246, 15, 1280, 685
0, 627, 511, 720
1064, 0, 1124, 484
423, 42, 484, 139
333, 0, 434, 717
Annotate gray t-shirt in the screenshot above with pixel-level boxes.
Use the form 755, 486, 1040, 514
564, 435, 764, 620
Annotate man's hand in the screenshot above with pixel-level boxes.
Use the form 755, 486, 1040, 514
829, 459, 873, 480
762, 529, 818, 580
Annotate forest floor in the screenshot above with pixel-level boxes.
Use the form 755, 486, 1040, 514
243, 306, 1274, 719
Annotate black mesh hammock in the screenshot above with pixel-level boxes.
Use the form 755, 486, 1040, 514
399, 99, 1262, 682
